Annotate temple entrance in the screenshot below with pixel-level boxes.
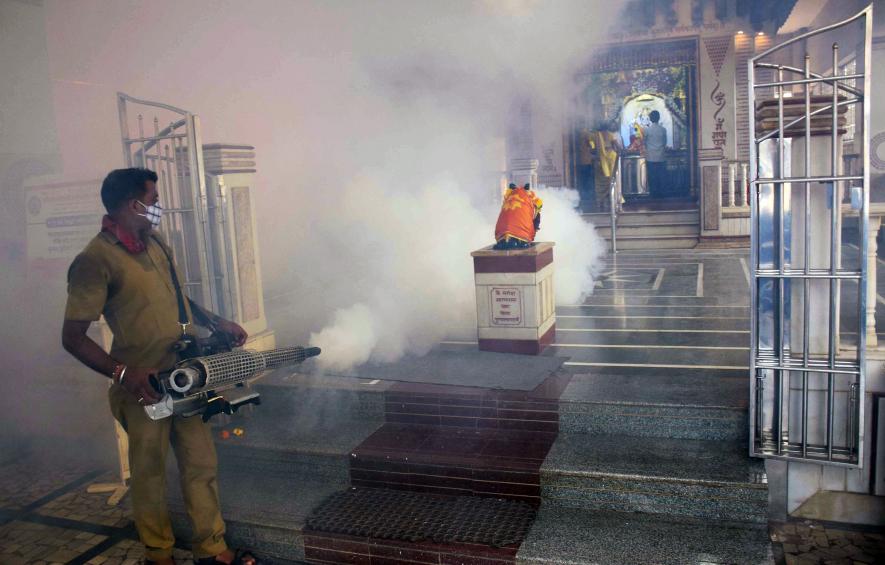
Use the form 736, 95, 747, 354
566, 38, 699, 213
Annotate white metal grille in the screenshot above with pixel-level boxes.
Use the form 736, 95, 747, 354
748, 5, 873, 467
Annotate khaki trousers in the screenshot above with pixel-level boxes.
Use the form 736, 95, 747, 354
109, 384, 228, 560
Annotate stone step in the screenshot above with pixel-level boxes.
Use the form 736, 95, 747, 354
555, 328, 749, 347
215, 412, 380, 486
253, 370, 389, 422
169, 466, 339, 562
605, 234, 700, 249
541, 433, 768, 524
557, 304, 749, 321
594, 222, 699, 239
562, 296, 748, 308
558, 373, 748, 441
516, 505, 773, 564
549, 342, 750, 369
583, 210, 700, 225
350, 423, 557, 505
214, 374, 387, 483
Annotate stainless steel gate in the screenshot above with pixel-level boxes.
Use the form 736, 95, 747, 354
117, 92, 233, 319
749, 6, 873, 467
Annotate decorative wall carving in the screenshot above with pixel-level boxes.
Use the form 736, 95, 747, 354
704, 36, 732, 151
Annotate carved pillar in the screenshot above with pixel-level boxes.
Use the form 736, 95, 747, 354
699, 147, 723, 237
202, 143, 275, 350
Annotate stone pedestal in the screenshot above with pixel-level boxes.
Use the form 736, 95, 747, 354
470, 243, 555, 355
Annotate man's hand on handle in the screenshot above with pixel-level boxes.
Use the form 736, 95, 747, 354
122, 367, 163, 405
215, 318, 248, 347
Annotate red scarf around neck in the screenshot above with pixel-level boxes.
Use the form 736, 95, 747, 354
101, 215, 146, 254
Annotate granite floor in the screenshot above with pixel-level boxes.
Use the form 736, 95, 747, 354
5, 457, 884, 565
0, 449, 198, 565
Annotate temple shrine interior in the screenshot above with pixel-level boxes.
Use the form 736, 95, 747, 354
567, 38, 699, 212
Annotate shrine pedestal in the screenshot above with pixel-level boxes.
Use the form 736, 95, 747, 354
471, 242, 555, 355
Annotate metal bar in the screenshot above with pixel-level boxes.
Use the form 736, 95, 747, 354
153, 117, 164, 199
174, 123, 200, 303
122, 134, 188, 143
754, 63, 864, 97
755, 351, 858, 363
117, 94, 132, 166
609, 154, 619, 254
777, 65, 786, 455
828, 43, 840, 459
131, 118, 188, 164
802, 372, 808, 457
754, 270, 860, 279
755, 364, 860, 375
750, 7, 871, 62
827, 374, 834, 460
117, 91, 189, 116
137, 114, 147, 169
753, 175, 863, 184
748, 54, 760, 458
755, 98, 861, 144
187, 113, 218, 312
754, 73, 864, 89
855, 3, 873, 466
803, 55, 812, 387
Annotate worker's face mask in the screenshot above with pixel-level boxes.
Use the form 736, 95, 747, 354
136, 200, 163, 228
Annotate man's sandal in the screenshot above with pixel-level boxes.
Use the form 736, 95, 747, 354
197, 549, 259, 565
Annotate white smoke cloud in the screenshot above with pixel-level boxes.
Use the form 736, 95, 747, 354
307, 179, 606, 372
29, 0, 624, 375
270, 1, 624, 371
534, 187, 607, 304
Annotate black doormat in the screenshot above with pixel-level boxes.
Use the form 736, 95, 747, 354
304, 488, 537, 548
334, 349, 565, 391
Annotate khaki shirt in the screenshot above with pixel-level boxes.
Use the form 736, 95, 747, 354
65, 231, 193, 370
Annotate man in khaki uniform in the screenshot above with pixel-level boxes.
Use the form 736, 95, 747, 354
61, 168, 256, 565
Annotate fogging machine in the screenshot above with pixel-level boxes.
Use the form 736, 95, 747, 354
145, 345, 321, 422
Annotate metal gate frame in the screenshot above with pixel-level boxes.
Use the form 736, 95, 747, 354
748, 5, 873, 468
117, 92, 234, 320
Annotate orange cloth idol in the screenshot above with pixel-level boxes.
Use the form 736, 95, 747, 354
494, 183, 543, 247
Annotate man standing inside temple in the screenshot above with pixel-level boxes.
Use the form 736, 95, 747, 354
61, 168, 258, 565
576, 124, 596, 209
591, 121, 622, 212
644, 110, 668, 198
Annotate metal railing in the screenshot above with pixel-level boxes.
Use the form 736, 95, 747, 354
608, 154, 623, 254
748, 5, 872, 467
117, 92, 236, 321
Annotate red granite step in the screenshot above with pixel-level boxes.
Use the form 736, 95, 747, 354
348, 376, 568, 505
351, 423, 555, 504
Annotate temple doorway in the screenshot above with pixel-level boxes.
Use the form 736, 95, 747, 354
566, 38, 699, 212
